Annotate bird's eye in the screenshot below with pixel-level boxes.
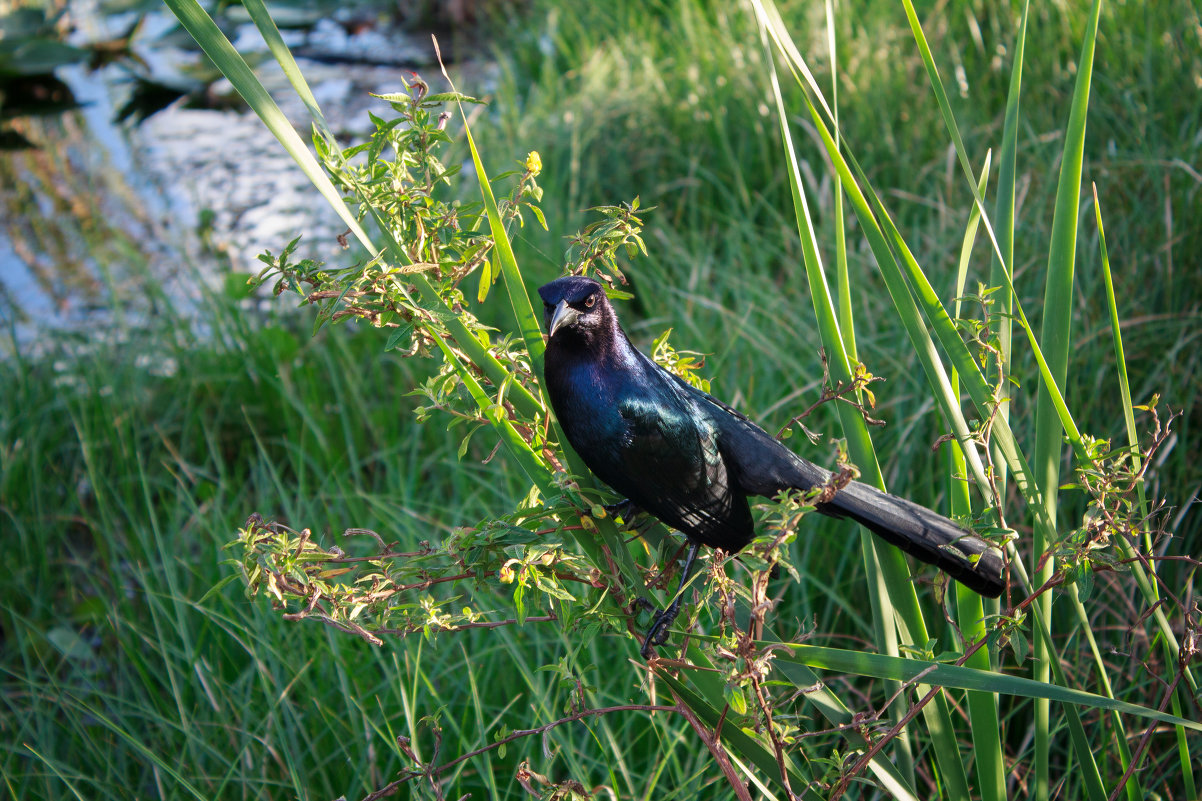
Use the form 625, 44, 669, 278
584, 294, 597, 308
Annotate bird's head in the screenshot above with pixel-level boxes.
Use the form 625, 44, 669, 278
538, 275, 612, 342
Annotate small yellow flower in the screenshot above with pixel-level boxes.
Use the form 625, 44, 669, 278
525, 151, 542, 176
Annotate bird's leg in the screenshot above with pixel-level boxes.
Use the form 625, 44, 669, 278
603, 498, 640, 525
640, 541, 701, 659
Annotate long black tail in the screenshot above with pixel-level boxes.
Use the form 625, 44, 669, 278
717, 416, 1006, 596
680, 375, 1007, 597
818, 479, 1005, 597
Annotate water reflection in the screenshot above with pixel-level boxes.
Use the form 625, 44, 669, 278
0, 106, 157, 342
0, 0, 171, 347
1, 0, 465, 350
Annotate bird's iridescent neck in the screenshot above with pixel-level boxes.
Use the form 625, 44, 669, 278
546, 313, 634, 362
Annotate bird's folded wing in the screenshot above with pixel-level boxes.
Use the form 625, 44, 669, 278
611, 375, 753, 545
657, 368, 831, 497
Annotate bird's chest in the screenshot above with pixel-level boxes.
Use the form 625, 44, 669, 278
550, 358, 705, 483
551, 359, 638, 451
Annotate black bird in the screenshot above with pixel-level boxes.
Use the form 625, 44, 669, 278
538, 275, 1005, 657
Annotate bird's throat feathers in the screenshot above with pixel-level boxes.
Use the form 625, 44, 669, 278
545, 321, 642, 396
544, 292, 638, 363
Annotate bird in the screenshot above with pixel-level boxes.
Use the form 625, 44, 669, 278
537, 275, 1005, 657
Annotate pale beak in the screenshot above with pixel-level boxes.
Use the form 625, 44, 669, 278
547, 300, 579, 337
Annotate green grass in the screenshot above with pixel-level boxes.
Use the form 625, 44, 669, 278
3, 0, 1200, 798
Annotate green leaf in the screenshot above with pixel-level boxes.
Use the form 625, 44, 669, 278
197, 573, 241, 604
477, 252, 498, 304
369, 91, 411, 103
445, 68, 546, 366
762, 641, 1202, 732
420, 91, 485, 105
1010, 627, 1028, 666
529, 204, 548, 231
384, 324, 415, 352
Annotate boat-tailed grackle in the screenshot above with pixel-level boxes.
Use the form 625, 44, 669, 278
538, 275, 1005, 658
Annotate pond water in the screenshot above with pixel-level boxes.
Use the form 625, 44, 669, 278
0, 0, 454, 348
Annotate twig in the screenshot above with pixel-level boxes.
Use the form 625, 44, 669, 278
1106, 671, 1182, 801
774, 375, 886, 440
668, 688, 755, 801
375, 615, 558, 636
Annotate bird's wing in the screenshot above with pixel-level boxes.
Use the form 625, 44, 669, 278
610, 366, 749, 546
661, 369, 754, 423
615, 395, 722, 507
655, 365, 830, 496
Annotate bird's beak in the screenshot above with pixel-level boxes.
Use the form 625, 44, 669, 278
547, 300, 578, 338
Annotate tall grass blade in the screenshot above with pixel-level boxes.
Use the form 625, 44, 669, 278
1031, 2, 1103, 797
886, 35, 1119, 749
240, 0, 331, 137
851, 11, 1158, 706
757, 11, 980, 797
824, 0, 855, 362
21, 745, 88, 801
164, 0, 547, 427
951, 156, 1006, 801
756, 7, 1124, 797
1093, 185, 1147, 532
755, 0, 999, 505
899, 0, 1008, 279
437, 49, 546, 367
828, 129, 1116, 801
159, 0, 370, 249
989, 0, 1030, 497
766, 642, 1202, 731
1025, 591, 1107, 801
758, 17, 915, 785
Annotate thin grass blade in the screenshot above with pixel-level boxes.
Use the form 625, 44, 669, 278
989, 0, 1030, 497
951, 156, 1006, 801
1032, 3, 1103, 796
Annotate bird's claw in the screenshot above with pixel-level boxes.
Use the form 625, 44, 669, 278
632, 596, 657, 614
639, 606, 679, 659
604, 498, 639, 524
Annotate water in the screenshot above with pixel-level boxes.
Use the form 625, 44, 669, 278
0, 0, 446, 348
